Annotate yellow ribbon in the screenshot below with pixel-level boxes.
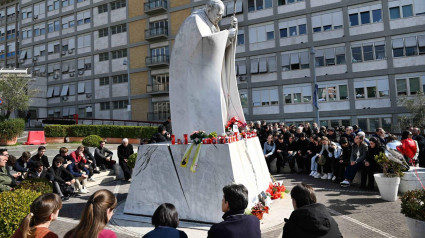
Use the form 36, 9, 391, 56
181, 144, 194, 168
190, 144, 202, 173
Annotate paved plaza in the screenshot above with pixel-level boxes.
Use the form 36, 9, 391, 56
6, 140, 411, 238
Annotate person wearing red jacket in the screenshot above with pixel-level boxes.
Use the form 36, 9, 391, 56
397, 130, 419, 166
70, 146, 94, 181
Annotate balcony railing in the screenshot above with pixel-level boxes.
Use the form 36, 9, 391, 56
145, 27, 168, 41
145, 55, 169, 67
146, 83, 169, 94
147, 112, 170, 121
144, 0, 168, 14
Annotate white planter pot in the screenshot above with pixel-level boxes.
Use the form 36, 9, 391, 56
405, 216, 425, 238
373, 173, 400, 202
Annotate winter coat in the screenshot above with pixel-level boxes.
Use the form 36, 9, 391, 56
142, 226, 187, 238
208, 210, 261, 238
29, 154, 50, 169
48, 165, 74, 184
0, 166, 16, 192
397, 138, 419, 161
282, 203, 342, 238
118, 144, 134, 164
351, 142, 368, 163
263, 142, 275, 157
14, 157, 30, 172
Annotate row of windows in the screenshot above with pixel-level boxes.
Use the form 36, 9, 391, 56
99, 74, 128, 85
98, 24, 127, 38
100, 100, 129, 110
392, 35, 425, 57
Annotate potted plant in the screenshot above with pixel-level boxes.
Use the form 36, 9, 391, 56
374, 152, 405, 202
0, 118, 25, 145
401, 189, 425, 238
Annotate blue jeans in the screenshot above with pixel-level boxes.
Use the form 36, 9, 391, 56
344, 162, 363, 181
311, 155, 318, 172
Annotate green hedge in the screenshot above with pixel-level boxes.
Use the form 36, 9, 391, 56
401, 189, 425, 221
16, 178, 53, 194
82, 135, 103, 147
0, 119, 25, 140
0, 189, 42, 238
44, 125, 157, 139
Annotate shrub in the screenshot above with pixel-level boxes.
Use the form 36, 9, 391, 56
0, 119, 25, 140
128, 153, 138, 169
44, 125, 70, 137
401, 189, 425, 221
16, 178, 53, 194
44, 125, 157, 139
0, 189, 41, 238
42, 119, 76, 125
82, 135, 103, 147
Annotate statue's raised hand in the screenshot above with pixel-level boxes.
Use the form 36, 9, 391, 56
230, 16, 238, 28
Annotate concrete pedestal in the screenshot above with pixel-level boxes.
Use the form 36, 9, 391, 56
124, 137, 271, 223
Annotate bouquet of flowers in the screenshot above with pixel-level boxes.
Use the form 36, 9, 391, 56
190, 130, 207, 145
266, 182, 286, 200
208, 131, 218, 139
225, 117, 247, 132
250, 202, 269, 220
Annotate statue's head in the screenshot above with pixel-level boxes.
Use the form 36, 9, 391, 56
205, 0, 225, 25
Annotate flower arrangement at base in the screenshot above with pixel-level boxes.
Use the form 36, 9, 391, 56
225, 117, 247, 132
250, 202, 269, 220
208, 131, 218, 139
190, 130, 207, 144
266, 182, 286, 200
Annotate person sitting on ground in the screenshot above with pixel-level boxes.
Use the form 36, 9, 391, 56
15, 151, 32, 173
48, 156, 76, 201
361, 137, 384, 190
118, 138, 134, 181
286, 134, 298, 173
66, 161, 89, 194
12, 193, 62, 238
54, 147, 73, 169
314, 137, 335, 180
150, 125, 171, 143
94, 141, 115, 171
64, 189, 117, 238
282, 183, 342, 238
143, 203, 188, 238
273, 134, 288, 174
308, 136, 322, 177
340, 134, 368, 187
70, 146, 94, 181
208, 184, 260, 238
295, 133, 309, 174
27, 161, 51, 180
263, 134, 276, 173
84, 146, 100, 174
333, 137, 351, 184
30, 146, 50, 169
0, 154, 17, 192
6, 155, 23, 181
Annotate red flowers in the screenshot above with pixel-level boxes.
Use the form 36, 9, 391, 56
266, 182, 286, 200
226, 117, 247, 132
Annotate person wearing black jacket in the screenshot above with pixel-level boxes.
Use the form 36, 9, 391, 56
118, 138, 134, 181
412, 127, 425, 168
48, 156, 76, 201
208, 184, 260, 238
29, 146, 50, 169
14, 151, 31, 173
54, 147, 74, 169
361, 137, 384, 190
27, 161, 51, 180
94, 141, 115, 170
282, 183, 342, 238
150, 125, 171, 143
333, 137, 352, 183
286, 135, 298, 173
274, 135, 288, 174
295, 133, 309, 174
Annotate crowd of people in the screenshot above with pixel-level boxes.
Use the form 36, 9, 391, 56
252, 121, 424, 188
10, 183, 342, 238
0, 138, 134, 201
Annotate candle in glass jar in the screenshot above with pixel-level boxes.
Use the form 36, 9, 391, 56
171, 135, 175, 145
184, 134, 188, 144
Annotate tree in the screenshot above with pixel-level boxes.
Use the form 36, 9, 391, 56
0, 74, 37, 119
398, 91, 425, 131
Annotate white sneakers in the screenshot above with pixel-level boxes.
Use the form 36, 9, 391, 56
78, 187, 90, 194
314, 173, 322, 178
327, 173, 333, 180
332, 176, 337, 181
321, 174, 328, 179
309, 171, 315, 176
340, 180, 350, 186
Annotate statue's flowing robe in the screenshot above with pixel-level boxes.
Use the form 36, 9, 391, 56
169, 10, 245, 138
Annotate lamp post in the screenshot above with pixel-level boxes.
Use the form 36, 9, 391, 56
310, 47, 319, 125
123, 59, 131, 120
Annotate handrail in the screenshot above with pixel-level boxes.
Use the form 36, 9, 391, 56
27, 117, 163, 128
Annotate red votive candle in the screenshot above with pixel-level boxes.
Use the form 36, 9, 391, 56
177, 139, 182, 144
171, 135, 175, 145
184, 134, 188, 144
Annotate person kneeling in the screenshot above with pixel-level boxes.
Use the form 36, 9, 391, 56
208, 184, 261, 238
282, 183, 342, 238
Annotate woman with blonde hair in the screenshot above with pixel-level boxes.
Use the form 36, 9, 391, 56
12, 193, 62, 238
64, 189, 117, 238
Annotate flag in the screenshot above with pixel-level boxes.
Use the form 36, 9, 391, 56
313, 84, 319, 109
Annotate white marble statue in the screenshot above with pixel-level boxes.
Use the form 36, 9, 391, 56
169, 0, 245, 138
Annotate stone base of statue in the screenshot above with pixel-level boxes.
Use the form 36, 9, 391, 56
124, 137, 271, 223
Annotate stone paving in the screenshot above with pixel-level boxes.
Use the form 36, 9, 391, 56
3, 141, 411, 237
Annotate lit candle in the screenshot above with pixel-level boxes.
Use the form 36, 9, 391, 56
184, 134, 188, 144
171, 135, 175, 145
